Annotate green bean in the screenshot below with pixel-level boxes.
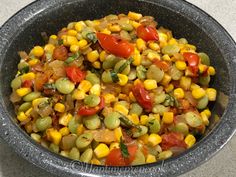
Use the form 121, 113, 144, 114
80, 148, 93, 163
162, 44, 180, 56
68, 117, 79, 134
85, 72, 100, 85
35, 116, 52, 131
69, 147, 80, 160
114, 60, 131, 75
131, 150, 145, 165
132, 125, 148, 138
83, 114, 101, 130
18, 102, 32, 112
76, 132, 93, 149
23, 92, 41, 102
147, 118, 160, 133
146, 65, 164, 83
185, 112, 203, 127
101, 70, 113, 83
154, 92, 166, 104
104, 112, 121, 129
174, 122, 189, 136
197, 96, 209, 110
158, 150, 173, 160
84, 94, 100, 107
169, 65, 183, 80
61, 134, 77, 150
49, 143, 59, 153
136, 65, 146, 80
152, 104, 169, 115
11, 77, 22, 89
129, 103, 143, 116
199, 75, 210, 86
198, 52, 210, 66
102, 55, 119, 69
178, 38, 188, 44
55, 78, 75, 94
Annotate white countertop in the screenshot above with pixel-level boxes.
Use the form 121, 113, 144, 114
0, 0, 235, 176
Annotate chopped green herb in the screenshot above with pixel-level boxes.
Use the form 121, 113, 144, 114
86, 32, 97, 43
120, 138, 129, 158
163, 94, 178, 107
58, 39, 63, 45
20, 66, 29, 74
110, 70, 119, 83
118, 58, 133, 73
65, 52, 80, 64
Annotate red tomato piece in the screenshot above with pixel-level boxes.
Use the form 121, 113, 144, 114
136, 25, 159, 41
183, 52, 200, 75
105, 144, 138, 166
96, 32, 134, 58
132, 83, 153, 112
65, 66, 85, 84
22, 80, 33, 88
160, 132, 187, 151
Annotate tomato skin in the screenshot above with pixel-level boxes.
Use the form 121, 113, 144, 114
153, 59, 170, 71
160, 132, 187, 151
136, 25, 159, 41
105, 144, 138, 166
132, 83, 153, 112
96, 32, 134, 58
22, 80, 33, 88
65, 66, 85, 84
183, 52, 199, 75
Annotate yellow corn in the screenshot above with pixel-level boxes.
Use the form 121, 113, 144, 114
94, 143, 110, 158
67, 29, 77, 36
132, 48, 141, 66
114, 127, 123, 142
75, 21, 85, 32
134, 78, 142, 85
160, 73, 171, 86
108, 24, 121, 32
162, 112, 174, 124
109, 142, 120, 151
129, 92, 136, 102
174, 88, 185, 99
100, 28, 111, 35
90, 84, 101, 96
48, 129, 62, 145
158, 33, 168, 43
206, 88, 217, 101
25, 107, 32, 117
99, 50, 107, 62
16, 88, 31, 97
87, 50, 99, 62
92, 61, 101, 69
114, 104, 129, 116
136, 38, 146, 51
203, 109, 211, 117
148, 133, 162, 146
59, 113, 73, 126
162, 54, 171, 61
104, 93, 116, 104
192, 88, 206, 99
44, 44, 55, 54
180, 76, 191, 90
17, 112, 28, 122
76, 124, 85, 136
127, 114, 139, 125
28, 58, 39, 66
184, 134, 196, 148
93, 20, 100, 26
138, 134, 149, 144
146, 154, 157, 163
130, 20, 141, 28
149, 42, 160, 51
91, 158, 101, 165
175, 61, 187, 70
117, 74, 128, 86
72, 89, 86, 100
144, 79, 157, 90
49, 35, 57, 40
70, 44, 80, 53
165, 84, 174, 93
31, 46, 44, 57
168, 38, 178, 45
198, 64, 208, 74
63, 36, 78, 46
78, 39, 88, 48
208, 66, 216, 75
190, 83, 200, 91
147, 52, 160, 61
54, 103, 65, 113
200, 111, 209, 126
128, 11, 142, 21
78, 80, 92, 93
140, 115, 149, 125
21, 72, 35, 81
59, 127, 70, 136
118, 93, 128, 101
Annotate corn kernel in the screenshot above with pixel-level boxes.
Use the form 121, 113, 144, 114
162, 54, 171, 61
76, 124, 85, 136
90, 84, 101, 96
91, 158, 101, 165
158, 33, 168, 43
174, 88, 185, 99
59, 113, 73, 126
21, 72, 35, 81
108, 24, 121, 32
184, 134, 196, 148
134, 78, 142, 85
198, 64, 208, 74
92, 61, 101, 69
200, 111, 209, 126
93, 20, 100, 26
118, 93, 128, 101
28, 58, 39, 66
160, 74, 171, 86
78, 39, 88, 48
25, 107, 32, 117
59, 127, 70, 136
149, 42, 160, 51
78, 80, 92, 93
130, 20, 141, 28
128, 11, 142, 21
104, 93, 116, 104
168, 38, 178, 45
44, 44, 55, 54
17, 112, 28, 122
147, 52, 160, 61
49, 35, 57, 40
54, 103, 65, 113
175, 61, 187, 70
110, 142, 120, 151
138, 134, 149, 144
148, 133, 162, 146
70, 44, 80, 53
94, 143, 110, 158
162, 112, 174, 124
101, 28, 111, 35
117, 74, 128, 86
32, 46, 44, 57
146, 154, 157, 163
192, 88, 206, 99
114, 104, 129, 116
114, 127, 123, 142
127, 114, 139, 125
72, 89, 86, 100
67, 29, 77, 36
144, 79, 157, 90
140, 115, 149, 125
129, 92, 136, 102
87, 50, 99, 62
136, 38, 146, 51
203, 109, 211, 117
75, 21, 85, 32
165, 84, 174, 93
16, 88, 31, 97
206, 88, 217, 101
208, 66, 216, 75
50, 130, 62, 145
99, 51, 107, 62
190, 83, 200, 90
132, 48, 141, 66
180, 76, 191, 90
63, 36, 78, 46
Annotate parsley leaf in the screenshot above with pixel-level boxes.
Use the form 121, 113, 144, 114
110, 70, 119, 83
120, 138, 129, 158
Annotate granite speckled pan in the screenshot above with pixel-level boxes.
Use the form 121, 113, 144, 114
0, 0, 236, 176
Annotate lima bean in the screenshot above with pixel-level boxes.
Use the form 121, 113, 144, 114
84, 94, 100, 107
114, 60, 130, 75
185, 112, 203, 127
11, 77, 22, 89
104, 112, 121, 129
55, 78, 75, 94
146, 65, 164, 82
69, 147, 80, 160
23, 92, 41, 102
197, 96, 209, 110
131, 150, 145, 165
80, 148, 93, 163
174, 122, 189, 136
85, 72, 100, 85
152, 104, 169, 115
76, 132, 93, 149
129, 103, 143, 116
158, 150, 173, 160
198, 52, 210, 66
169, 65, 183, 80
102, 70, 113, 83
49, 143, 59, 153
83, 114, 101, 130
68, 117, 79, 134
199, 75, 210, 86
162, 44, 180, 56
136, 65, 146, 80
35, 116, 52, 131
18, 102, 32, 112
147, 118, 160, 133
132, 125, 148, 138
102, 55, 119, 69
154, 92, 166, 104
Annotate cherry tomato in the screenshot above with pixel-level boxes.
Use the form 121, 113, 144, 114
183, 52, 199, 75
96, 32, 134, 58
132, 83, 153, 112
160, 132, 187, 151
105, 144, 138, 166
153, 59, 170, 71
65, 66, 85, 84
22, 80, 33, 88
136, 25, 159, 41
